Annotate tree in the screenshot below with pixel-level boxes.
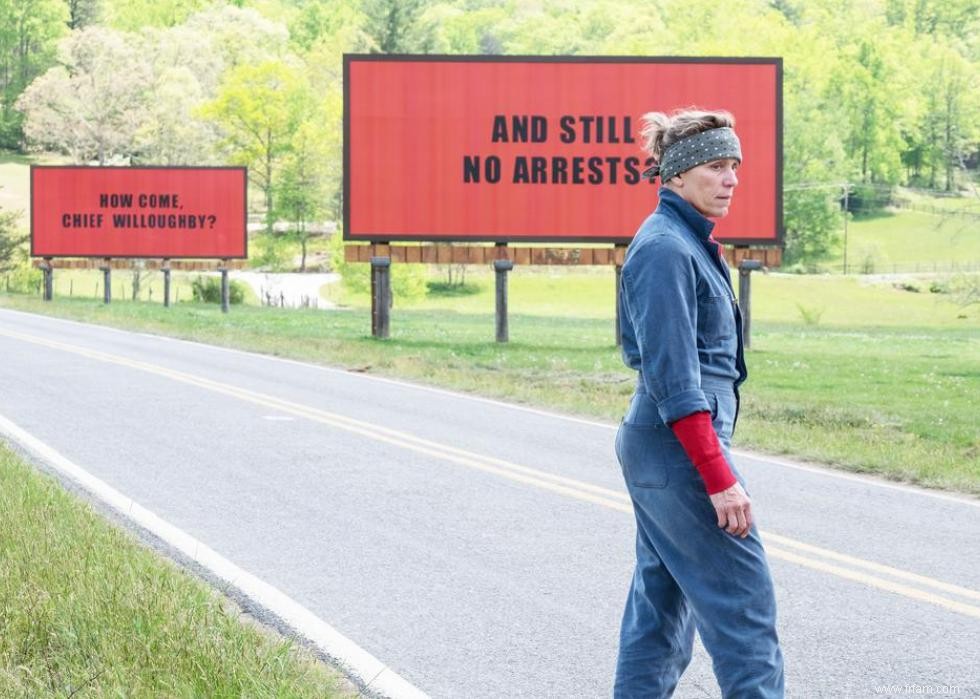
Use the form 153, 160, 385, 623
929, 50, 976, 191
179, 4, 288, 72
288, 0, 367, 51
67, 0, 101, 29
200, 59, 312, 234
0, 201, 24, 274
361, 0, 437, 52
103, 0, 208, 30
0, 0, 68, 147
133, 65, 219, 165
276, 114, 330, 272
16, 27, 150, 163
828, 39, 905, 184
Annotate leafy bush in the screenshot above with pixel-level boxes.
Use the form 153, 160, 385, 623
191, 275, 245, 304
2, 262, 41, 294
893, 281, 921, 293
250, 232, 293, 271
795, 303, 825, 325
948, 274, 978, 307
326, 232, 427, 304
929, 281, 949, 294
782, 188, 842, 266
426, 281, 483, 297
847, 185, 894, 215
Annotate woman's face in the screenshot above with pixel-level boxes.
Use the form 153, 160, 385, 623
669, 158, 740, 218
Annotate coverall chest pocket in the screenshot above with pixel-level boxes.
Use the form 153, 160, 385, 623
697, 294, 736, 344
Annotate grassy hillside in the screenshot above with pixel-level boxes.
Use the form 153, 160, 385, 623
834, 209, 980, 272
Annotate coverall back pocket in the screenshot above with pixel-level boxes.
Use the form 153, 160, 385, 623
615, 422, 677, 489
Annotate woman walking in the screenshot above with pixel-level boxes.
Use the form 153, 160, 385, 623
614, 108, 785, 698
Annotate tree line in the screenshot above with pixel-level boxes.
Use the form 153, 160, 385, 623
1, 0, 977, 268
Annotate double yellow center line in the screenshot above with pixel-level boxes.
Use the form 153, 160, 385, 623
1, 326, 977, 619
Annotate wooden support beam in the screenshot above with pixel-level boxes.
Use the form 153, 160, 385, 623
341, 244, 780, 267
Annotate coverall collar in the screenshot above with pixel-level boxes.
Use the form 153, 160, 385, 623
656, 187, 715, 241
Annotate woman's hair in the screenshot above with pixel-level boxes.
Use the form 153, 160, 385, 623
638, 108, 735, 163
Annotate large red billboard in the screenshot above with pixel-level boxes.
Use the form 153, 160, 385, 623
345, 56, 781, 245
31, 166, 247, 258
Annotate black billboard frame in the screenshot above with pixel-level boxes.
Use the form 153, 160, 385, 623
343, 54, 783, 248
30, 164, 249, 260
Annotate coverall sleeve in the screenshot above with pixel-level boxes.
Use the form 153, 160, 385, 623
620, 237, 710, 426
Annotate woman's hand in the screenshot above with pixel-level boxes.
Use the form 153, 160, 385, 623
709, 482, 753, 538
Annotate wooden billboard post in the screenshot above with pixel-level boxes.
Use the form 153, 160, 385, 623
100, 258, 112, 304
219, 259, 230, 313
162, 259, 171, 307
738, 258, 763, 349
41, 258, 53, 301
614, 244, 628, 346
494, 258, 514, 343
371, 255, 392, 339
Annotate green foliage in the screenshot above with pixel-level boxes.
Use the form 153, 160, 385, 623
16, 27, 151, 163
200, 59, 314, 234
848, 184, 895, 214
0, 0, 69, 147
251, 232, 293, 271
427, 280, 484, 297
391, 263, 428, 304
782, 188, 841, 265
325, 233, 426, 303
4, 0, 979, 272
361, 0, 436, 52
1, 262, 40, 294
794, 303, 825, 325
190, 275, 245, 304
0, 198, 35, 293
0, 204, 24, 273
67, 0, 102, 29
948, 274, 979, 307
103, 0, 208, 30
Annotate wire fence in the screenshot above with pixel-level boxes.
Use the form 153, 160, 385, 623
813, 261, 980, 275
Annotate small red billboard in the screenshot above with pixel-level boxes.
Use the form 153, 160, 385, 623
31, 166, 247, 258
345, 56, 781, 245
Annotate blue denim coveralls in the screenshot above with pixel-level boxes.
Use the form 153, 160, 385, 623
614, 188, 785, 697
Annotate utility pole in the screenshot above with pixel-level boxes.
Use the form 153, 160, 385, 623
842, 183, 850, 275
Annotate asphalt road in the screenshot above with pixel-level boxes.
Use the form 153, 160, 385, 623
0, 308, 977, 698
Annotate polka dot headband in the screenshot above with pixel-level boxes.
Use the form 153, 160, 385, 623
641, 127, 742, 182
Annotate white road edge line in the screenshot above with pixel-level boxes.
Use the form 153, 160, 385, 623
3, 307, 977, 508
0, 412, 430, 699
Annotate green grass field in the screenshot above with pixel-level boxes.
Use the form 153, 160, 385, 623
326, 265, 979, 328
0, 443, 350, 697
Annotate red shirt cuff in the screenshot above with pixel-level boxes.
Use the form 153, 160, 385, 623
669, 411, 737, 494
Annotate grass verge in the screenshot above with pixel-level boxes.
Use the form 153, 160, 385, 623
0, 442, 351, 697
1, 293, 976, 495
